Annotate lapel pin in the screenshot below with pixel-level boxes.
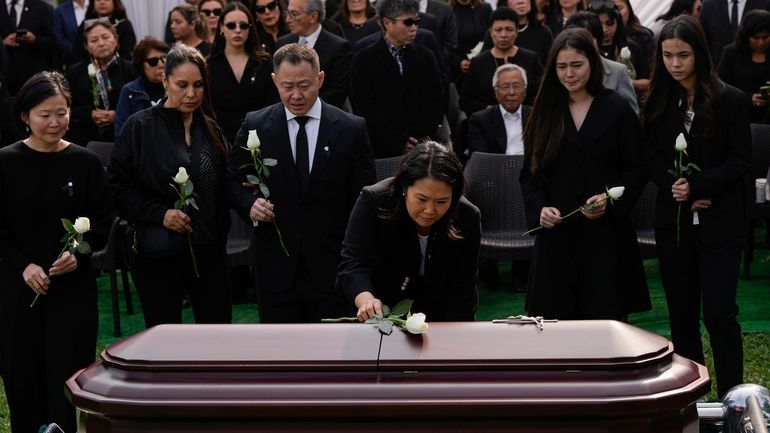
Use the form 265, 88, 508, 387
323, 146, 329, 152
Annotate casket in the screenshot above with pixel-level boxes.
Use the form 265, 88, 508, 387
66, 320, 710, 432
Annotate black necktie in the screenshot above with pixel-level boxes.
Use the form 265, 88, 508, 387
294, 116, 309, 190
730, 0, 739, 34
9, 0, 18, 32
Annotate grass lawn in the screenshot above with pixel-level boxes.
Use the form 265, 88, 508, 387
1, 245, 769, 432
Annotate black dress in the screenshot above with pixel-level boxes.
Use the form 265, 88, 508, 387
449, 1, 492, 80
334, 16, 380, 46
718, 45, 770, 124
0, 141, 111, 433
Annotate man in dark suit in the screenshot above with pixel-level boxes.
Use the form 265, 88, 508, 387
277, 0, 352, 109
351, 0, 444, 158
468, 63, 530, 155
699, 0, 770, 62
53, 0, 87, 68
228, 44, 375, 323
0, 0, 53, 95
424, 0, 457, 60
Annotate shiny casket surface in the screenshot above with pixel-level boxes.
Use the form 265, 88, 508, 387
66, 321, 710, 432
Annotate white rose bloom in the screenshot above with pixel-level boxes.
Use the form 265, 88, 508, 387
620, 47, 631, 61
675, 133, 687, 151
607, 186, 625, 201
73, 217, 91, 234
87, 63, 97, 78
247, 130, 261, 151
405, 313, 429, 334
173, 167, 189, 184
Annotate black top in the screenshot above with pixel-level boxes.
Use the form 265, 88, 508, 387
195, 40, 212, 57
626, 25, 655, 65
718, 45, 770, 123
207, 53, 279, 144
450, 2, 491, 78
336, 177, 481, 321
256, 22, 289, 54
600, 38, 650, 79
333, 16, 380, 45
517, 21, 553, 66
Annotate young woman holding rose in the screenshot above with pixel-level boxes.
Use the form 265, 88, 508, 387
108, 44, 232, 327
519, 28, 648, 320
0, 71, 112, 433
643, 15, 751, 398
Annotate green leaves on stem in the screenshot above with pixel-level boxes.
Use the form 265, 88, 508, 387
322, 299, 430, 335
171, 167, 200, 278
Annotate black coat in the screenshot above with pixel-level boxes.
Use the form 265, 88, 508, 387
699, 0, 770, 63
351, 37, 444, 157
468, 104, 530, 154
0, 0, 53, 95
520, 89, 649, 319
336, 178, 481, 321
717, 45, 770, 123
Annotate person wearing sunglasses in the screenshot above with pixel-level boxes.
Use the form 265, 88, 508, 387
253, 0, 290, 54
115, 37, 170, 137
208, 1, 279, 144
199, 0, 227, 45
71, 0, 137, 66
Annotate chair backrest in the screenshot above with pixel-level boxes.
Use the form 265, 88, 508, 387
374, 156, 404, 182
86, 141, 115, 169
751, 123, 770, 180
463, 152, 527, 232
631, 181, 657, 231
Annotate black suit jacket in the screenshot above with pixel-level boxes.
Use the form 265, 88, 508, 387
277, 29, 352, 109
468, 104, 530, 154
426, 0, 457, 55
228, 101, 375, 301
699, 0, 770, 62
336, 177, 481, 321
0, 0, 53, 94
351, 37, 444, 157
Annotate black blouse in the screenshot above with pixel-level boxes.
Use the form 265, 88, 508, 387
718, 45, 770, 124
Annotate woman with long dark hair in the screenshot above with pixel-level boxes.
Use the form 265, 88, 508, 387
650, 0, 702, 38
337, 141, 481, 322
331, 0, 380, 45
544, 0, 584, 36
253, 0, 290, 53
643, 15, 751, 398
208, 2, 278, 144
520, 27, 648, 320
109, 44, 232, 327
169, 3, 212, 56
613, 0, 653, 64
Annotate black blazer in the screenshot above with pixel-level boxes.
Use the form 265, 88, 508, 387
645, 84, 752, 242
0, 0, 53, 94
699, 0, 770, 62
351, 37, 445, 157
336, 178, 481, 321
277, 29, 352, 109
426, 0, 458, 55
228, 101, 375, 297
468, 104, 531, 154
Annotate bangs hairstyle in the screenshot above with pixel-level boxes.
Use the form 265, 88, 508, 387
85, 0, 128, 20
733, 9, 770, 55
643, 15, 720, 135
525, 27, 603, 177
382, 141, 466, 240
164, 43, 227, 157
211, 1, 270, 61
14, 71, 72, 131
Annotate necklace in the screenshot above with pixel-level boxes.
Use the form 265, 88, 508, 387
518, 21, 529, 33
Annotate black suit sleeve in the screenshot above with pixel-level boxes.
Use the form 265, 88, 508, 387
336, 186, 379, 305
226, 116, 260, 224
459, 56, 488, 116
319, 38, 352, 108
605, 102, 646, 221
347, 116, 376, 208
442, 201, 481, 321
519, 147, 548, 230
467, 111, 491, 154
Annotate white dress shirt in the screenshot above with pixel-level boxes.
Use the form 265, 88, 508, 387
500, 104, 524, 155
285, 97, 323, 172
74, 0, 89, 26
299, 24, 323, 49
419, 0, 427, 13
729, 0, 747, 25
7, 0, 24, 27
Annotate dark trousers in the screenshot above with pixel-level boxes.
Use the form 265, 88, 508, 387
0, 265, 97, 433
656, 227, 744, 398
256, 254, 345, 323
131, 244, 232, 327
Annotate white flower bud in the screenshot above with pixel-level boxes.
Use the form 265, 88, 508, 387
247, 130, 261, 151
405, 313, 429, 334
87, 63, 98, 78
173, 167, 189, 184
675, 133, 687, 151
607, 186, 625, 201
620, 46, 632, 61
73, 217, 91, 234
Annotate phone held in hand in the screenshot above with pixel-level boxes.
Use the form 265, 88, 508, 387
15, 28, 28, 38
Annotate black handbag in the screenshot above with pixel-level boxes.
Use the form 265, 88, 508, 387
130, 223, 186, 258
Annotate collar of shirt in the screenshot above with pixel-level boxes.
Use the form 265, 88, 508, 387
285, 97, 322, 123
285, 97, 323, 170
9, 0, 24, 19
299, 24, 323, 48
499, 103, 522, 119
419, 0, 428, 13
730, 0, 747, 21
384, 36, 406, 54
74, 0, 89, 25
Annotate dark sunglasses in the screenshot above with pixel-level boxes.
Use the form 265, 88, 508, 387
389, 16, 421, 27
200, 7, 222, 17
144, 56, 166, 67
255, 1, 279, 14
224, 21, 252, 30
588, 0, 616, 11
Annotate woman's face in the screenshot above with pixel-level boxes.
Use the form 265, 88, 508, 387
85, 25, 118, 61
614, 0, 629, 26
142, 48, 166, 83
405, 177, 453, 234
347, 0, 368, 15
690, 0, 702, 18
559, 0, 580, 10
24, 94, 70, 147
598, 12, 617, 47
508, 0, 531, 20
555, 47, 591, 94
661, 37, 696, 88
170, 11, 195, 41
749, 31, 770, 53
222, 10, 251, 49
254, 0, 281, 27
490, 19, 518, 51
93, 0, 115, 16
200, 1, 223, 33
163, 61, 205, 115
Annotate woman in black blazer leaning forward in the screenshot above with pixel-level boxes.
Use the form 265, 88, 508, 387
644, 15, 751, 398
337, 141, 481, 322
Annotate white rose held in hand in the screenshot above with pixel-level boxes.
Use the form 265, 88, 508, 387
620, 46, 631, 61
73, 217, 91, 234
247, 130, 261, 151
675, 133, 687, 152
405, 313, 430, 334
173, 167, 190, 184
87, 63, 97, 78
607, 186, 625, 201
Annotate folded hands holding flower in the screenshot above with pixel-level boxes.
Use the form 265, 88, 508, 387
526, 187, 625, 235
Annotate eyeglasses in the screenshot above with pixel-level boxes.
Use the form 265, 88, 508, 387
255, 1, 279, 14
200, 7, 222, 17
224, 21, 251, 30
145, 56, 166, 67
388, 16, 421, 27
588, 0, 616, 11
495, 83, 525, 92
284, 10, 307, 19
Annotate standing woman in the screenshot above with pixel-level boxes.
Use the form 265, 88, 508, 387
65, 20, 136, 146
331, 0, 380, 45
71, 0, 138, 65
643, 15, 751, 398
253, 0, 290, 54
717, 10, 770, 124
613, 0, 654, 65
449, 0, 493, 82
208, 2, 279, 144
507, 0, 554, 64
199, 0, 227, 45
170, 3, 212, 56
520, 28, 648, 320
109, 44, 232, 327
337, 141, 481, 322
0, 72, 111, 433
545, 0, 584, 36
